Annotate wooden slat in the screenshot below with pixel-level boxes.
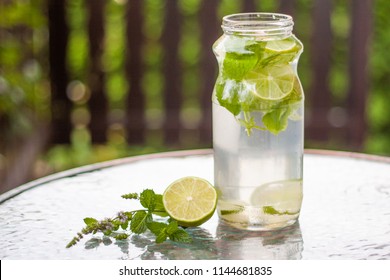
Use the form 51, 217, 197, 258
48, 0, 72, 144
161, 0, 182, 145
0, 124, 49, 194
198, 0, 219, 145
241, 0, 256, 12
346, 0, 372, 150
307, 0, 333, 142
278, 0, 296, 16
86, 0, 108, 143
125, 0, 146, 144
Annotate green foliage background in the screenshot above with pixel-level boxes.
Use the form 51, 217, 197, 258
0, 0, 389, 179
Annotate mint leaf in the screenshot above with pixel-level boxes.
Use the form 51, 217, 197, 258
147, 221, 167, 236
154, 194, 164, 209
165, 221, 191, 243
152, 194, 168, 217
156, 232, 168, 243
262, 106, 291, 135
166, 220, 179, 235
222, 52, 258, 81
169, 228, 192, 243
140, 189, 156, 211
147, 221, 170, 243
215, 79, 242, 116
83, 217, 98, 226
130, 210, 152, 234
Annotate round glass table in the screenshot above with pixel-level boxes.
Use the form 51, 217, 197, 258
0, 149, 389, 260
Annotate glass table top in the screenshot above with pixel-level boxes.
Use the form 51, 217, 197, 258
0, 149, 389, 260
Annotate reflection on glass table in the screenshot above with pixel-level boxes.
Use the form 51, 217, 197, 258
0, 149, 389, 260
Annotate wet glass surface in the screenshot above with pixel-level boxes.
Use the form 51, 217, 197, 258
0, 151, 389, 259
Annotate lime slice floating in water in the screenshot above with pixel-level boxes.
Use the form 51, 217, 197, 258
261, 37, 302, 66
162, 176, 217, 227
265, 38, 299, 53
246, 64, 295, 101
250, 179, 303, 214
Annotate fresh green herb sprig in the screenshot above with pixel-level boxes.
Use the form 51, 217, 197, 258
214, 35, 304, 135
66, 189, 192, 248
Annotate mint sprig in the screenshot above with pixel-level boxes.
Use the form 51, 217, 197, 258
66, 189, 192, 248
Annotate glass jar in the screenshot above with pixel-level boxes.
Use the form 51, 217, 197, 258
212, 13, 304, 231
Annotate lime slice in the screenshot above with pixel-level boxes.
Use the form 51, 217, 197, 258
250, 180, 303, 214
162, 176, 217, 227
260, 37, 302, 66
245, 64, 295, 100
265, 38, 298, 53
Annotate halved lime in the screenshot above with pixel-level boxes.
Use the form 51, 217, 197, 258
162, 176, 217, 227
245, 64, 295, 100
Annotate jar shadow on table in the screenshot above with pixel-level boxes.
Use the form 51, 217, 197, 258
82, 221, 303, 260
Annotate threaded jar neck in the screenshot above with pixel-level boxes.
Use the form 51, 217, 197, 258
222, 13, 294, 37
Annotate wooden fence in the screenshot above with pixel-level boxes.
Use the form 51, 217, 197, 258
0, 0, 373, 192
48, 0, 372, 149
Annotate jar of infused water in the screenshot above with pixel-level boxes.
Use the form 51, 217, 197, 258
212, 13, 304, 230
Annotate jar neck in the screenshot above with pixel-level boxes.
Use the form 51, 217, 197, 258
222, 13, 293, 38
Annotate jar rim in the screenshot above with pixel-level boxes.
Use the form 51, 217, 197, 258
222, 13, 294, 36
